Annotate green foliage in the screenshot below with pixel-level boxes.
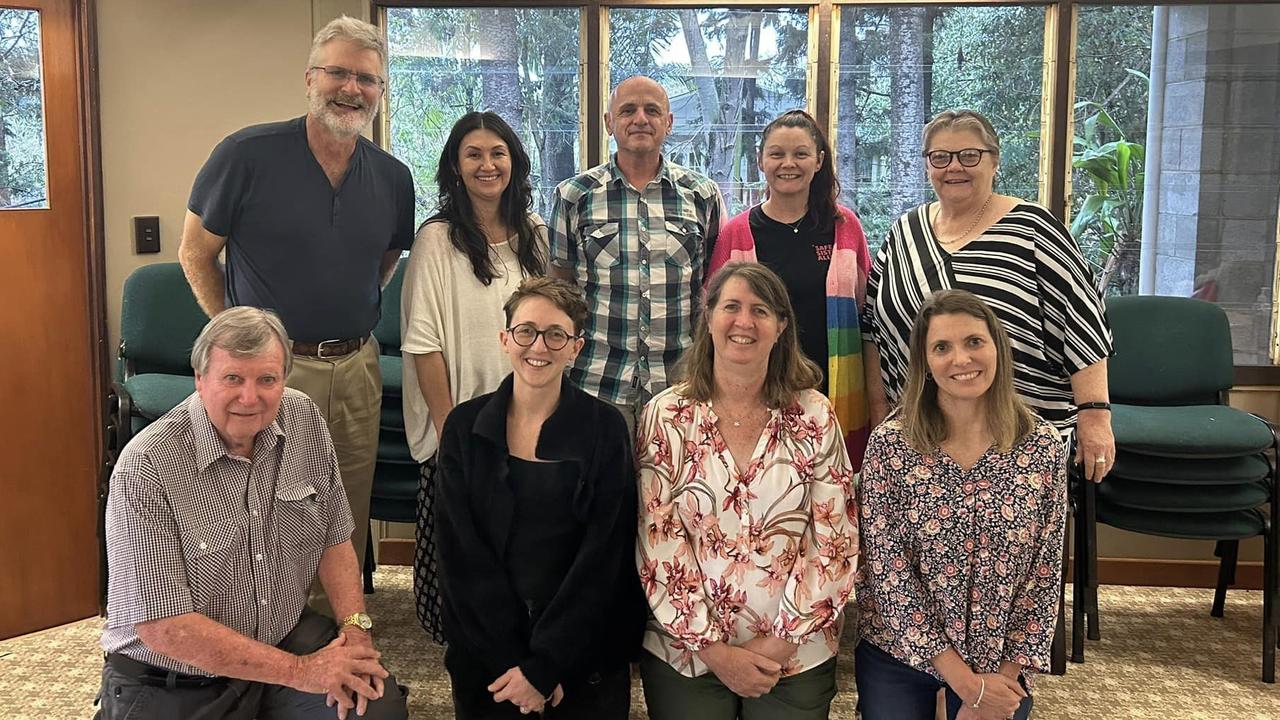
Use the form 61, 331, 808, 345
839, 6, 1047, 249
386, 7, 581, 223
1070, 100, 1146, 297
1070, 6, 1153, 296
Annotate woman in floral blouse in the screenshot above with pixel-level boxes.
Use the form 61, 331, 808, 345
855, 289, 1067, 720
636, 262, 859, 719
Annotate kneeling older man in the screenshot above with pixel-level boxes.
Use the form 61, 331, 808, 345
98, 306, 407, 720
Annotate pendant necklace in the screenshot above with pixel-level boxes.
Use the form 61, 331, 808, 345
936, 193, 993, 246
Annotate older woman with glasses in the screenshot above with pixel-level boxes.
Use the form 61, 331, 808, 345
865, 108, 1114, 480
434, 277, 644, 719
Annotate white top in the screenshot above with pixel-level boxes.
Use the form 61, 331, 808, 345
400, 215, 548, 461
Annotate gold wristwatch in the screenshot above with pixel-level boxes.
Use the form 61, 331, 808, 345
340, 612, 373, 633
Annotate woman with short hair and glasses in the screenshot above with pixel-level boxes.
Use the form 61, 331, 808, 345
433, 277, 645, 719
707, 109, 875, 471
401, 111, 547, 644
865, 108, 1114, 478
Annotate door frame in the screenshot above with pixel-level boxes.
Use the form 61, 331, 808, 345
76, 0, 108, 612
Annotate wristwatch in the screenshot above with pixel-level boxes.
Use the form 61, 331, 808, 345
340, 612, 373, 633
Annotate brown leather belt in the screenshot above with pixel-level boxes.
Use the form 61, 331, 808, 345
292, 335, 368, 358
105, 653, 226, 689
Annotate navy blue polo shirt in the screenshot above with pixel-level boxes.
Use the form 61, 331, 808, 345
188, 116, 415, 343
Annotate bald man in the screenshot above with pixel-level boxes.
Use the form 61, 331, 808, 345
549, 76, 724, 432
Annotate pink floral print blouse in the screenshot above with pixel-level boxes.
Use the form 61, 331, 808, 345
636, 386, 860, 678
856, 417, 1067, 680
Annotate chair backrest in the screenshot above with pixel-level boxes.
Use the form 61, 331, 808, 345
119, 263, 208, 376
1106, 295, 1234, 405
373, 260, 406, 354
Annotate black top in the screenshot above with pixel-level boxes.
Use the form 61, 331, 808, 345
505, 457, 583, 616
434, 375, 646, 697
188, 116, 415, 342
750, 205, 834, 394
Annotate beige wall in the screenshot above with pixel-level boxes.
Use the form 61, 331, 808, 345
96, 1, 1274, 567
98, 0, 365, 354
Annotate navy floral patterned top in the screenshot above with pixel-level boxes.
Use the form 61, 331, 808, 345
855, 416, 1067, 681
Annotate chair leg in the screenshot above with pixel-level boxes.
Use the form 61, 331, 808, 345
1082, 478, 1101, 641
1263, 523, 1275, 682
1071, 473, 1086, 663
1051, 518, 1068, 674
1212, 540, 1238, 618
362, 523, 376, 595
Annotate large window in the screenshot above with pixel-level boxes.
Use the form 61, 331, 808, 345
384, 7, 581, 224
0, 9, 48, 210
609, 8, 809, 215
1074, 4, 1280, 364
377, 1, 1280, 366
836, 5, 1047, 248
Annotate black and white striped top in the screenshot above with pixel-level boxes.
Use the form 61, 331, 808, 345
865, 202, 1112, 433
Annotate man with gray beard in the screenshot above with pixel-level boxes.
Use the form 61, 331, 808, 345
178, 15, 413, 582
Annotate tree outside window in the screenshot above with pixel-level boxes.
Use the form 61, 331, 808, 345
609, 8, 809, 216
385, 7, 581, 225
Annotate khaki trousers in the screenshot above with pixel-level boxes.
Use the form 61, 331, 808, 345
287, 338, 381, 612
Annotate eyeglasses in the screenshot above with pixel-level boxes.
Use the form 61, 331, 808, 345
309, 65, 385, 90
506, 323, 579, 351
923, 148, 993, 169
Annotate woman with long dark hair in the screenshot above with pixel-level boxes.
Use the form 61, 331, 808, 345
707, 109, 875, 471
401, 111, 547, 643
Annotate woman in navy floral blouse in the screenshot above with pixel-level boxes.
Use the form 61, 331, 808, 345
855, 289, 1066, 720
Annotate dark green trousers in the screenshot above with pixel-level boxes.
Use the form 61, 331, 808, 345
639, 651, 837, 720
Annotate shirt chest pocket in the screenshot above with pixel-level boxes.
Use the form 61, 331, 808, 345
275, 483, 326, 556
662, 219, 702, 268
184, 522, 243, 607
580, 222, 622, 268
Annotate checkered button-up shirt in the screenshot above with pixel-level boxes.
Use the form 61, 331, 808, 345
549, 155, 723, 405
101, 388, 355, 676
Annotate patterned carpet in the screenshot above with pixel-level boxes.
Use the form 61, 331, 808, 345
2, 566, 1277, 719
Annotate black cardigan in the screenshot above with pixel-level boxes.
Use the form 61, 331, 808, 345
433, 374, 646, 696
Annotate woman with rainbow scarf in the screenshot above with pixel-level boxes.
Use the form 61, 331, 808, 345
706, 109, 874, 471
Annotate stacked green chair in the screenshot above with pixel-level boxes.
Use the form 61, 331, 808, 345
108, 263, 207, 454
1073, 295, 1278, 682
363, 262, 418, 593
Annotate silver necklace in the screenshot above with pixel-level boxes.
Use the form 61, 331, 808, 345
935, 193, 993, 246
715, 402, 766, 428
764, 202, 805, 234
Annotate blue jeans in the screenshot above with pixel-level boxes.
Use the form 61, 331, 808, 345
854, 641, 1032, 720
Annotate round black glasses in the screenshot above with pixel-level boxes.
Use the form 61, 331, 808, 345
507, 323, 578, 350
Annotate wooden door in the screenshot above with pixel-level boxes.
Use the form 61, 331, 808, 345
0, 0, 103, 639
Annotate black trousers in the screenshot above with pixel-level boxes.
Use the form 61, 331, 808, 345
446, 644, 630, 720
95, 608, 408, 720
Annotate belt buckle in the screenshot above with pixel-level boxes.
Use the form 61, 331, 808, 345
316, 338, 345, 358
